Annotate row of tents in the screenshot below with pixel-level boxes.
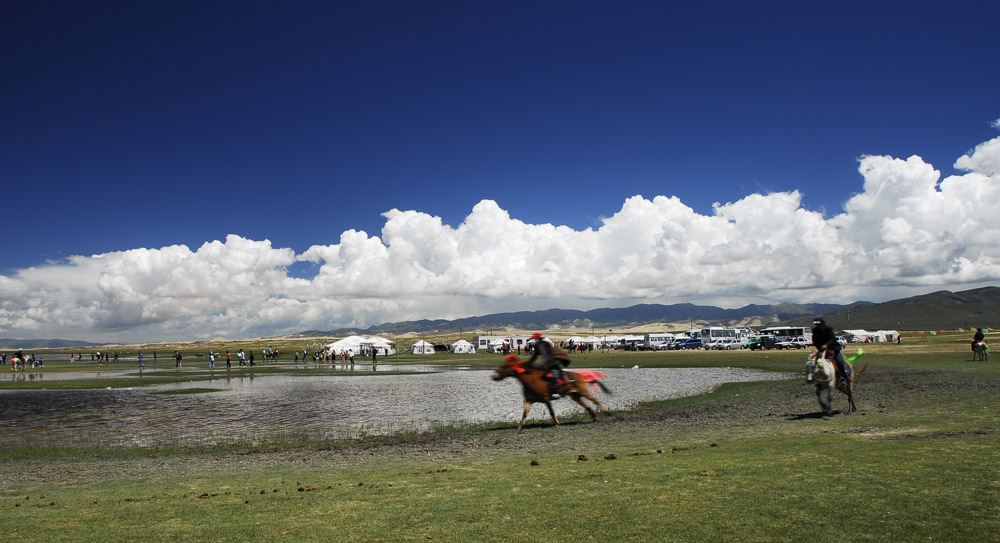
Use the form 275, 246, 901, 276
324, 336, 477, 356
408, 339, 476, 354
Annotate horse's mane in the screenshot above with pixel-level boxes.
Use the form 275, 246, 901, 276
504, 354, 533, 374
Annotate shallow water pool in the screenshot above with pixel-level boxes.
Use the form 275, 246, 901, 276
0, 366, 788, 447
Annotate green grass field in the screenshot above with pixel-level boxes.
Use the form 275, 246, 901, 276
1, 332, 997, 542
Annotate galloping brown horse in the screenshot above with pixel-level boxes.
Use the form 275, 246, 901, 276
492, 354, 611, 433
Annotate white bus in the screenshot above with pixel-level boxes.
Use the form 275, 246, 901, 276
643, 333, 674, 350
758, 326, 812, 343
700, 327, 752, 342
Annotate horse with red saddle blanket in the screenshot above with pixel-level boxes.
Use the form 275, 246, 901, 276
492, 354, 611, 433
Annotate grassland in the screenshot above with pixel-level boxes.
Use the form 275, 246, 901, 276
1, 331, 997, 542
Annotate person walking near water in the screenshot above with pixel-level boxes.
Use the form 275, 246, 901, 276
173, 350, 182, 368
248, 350, 255, 367
138, 352, 144, 369
226, 351, 232, 369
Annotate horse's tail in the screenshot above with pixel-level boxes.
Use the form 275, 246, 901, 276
570, 370, 611, 394
593, 380, 612, 395
848, 364, 868, 384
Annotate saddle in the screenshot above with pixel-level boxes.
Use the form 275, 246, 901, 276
545, 371, 574, 397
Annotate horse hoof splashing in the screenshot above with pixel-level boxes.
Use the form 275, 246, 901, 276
492, 354, 612, 434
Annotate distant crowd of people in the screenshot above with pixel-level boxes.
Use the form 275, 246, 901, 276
2, 350, 43, 371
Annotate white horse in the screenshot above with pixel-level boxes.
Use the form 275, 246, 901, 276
805, 350, 865, 414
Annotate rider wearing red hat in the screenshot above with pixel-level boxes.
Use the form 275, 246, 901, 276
526, 333, 572, 397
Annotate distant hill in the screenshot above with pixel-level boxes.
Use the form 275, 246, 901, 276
6, 287, 995, 347
297, 287, 1000, 337
294, 301, 852, 337
788, 286, 1000, 330
0, 338, 105, 350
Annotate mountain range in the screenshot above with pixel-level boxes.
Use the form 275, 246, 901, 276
292, 302, 850, 338
298, 286, 999, 337
3, 287, 996, 348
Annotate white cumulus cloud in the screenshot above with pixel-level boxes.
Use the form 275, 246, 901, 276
2, 133, 999, 343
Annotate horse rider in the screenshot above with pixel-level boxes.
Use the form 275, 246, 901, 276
526, 332, 572, 397
811, 317, 850, 387
972, 327, 985, 352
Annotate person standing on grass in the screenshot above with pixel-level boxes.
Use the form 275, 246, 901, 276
209, 351, 216, 369
248, 350, 255, 367
226, 351, 232, 369
174, 350, 182, 368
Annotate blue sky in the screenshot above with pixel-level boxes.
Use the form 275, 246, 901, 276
2, 1, 999, 342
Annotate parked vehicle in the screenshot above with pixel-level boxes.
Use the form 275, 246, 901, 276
666, 336, 692, 350
746, 335, 777, 351
676, 338, 702, 350
703, 338, 725, 350
776, 337, 810, 350
712, 338, 743, 350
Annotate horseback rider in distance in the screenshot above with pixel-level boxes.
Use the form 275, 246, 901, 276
812, 317, 850, 387
972, 327, 985, 351
526, 332, 572, 397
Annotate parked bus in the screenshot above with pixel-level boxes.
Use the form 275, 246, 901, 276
699, 327, 752, 349
700, 327, 752, 342
643, 333, 674, 350
758, 326, 812, 343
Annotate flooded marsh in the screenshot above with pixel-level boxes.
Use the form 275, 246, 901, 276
0, 365, 789, 448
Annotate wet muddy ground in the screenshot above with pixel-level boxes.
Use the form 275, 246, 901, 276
0, 366, 786, 447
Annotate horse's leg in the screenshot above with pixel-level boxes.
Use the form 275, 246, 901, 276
544, 401, 560, 427
569, 394, 598, 421
843, 383, 856, 414
816, 385, 830, 413
517, 401, 533, 434
578, 387, 610, 415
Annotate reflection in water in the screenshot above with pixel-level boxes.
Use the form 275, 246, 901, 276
0, 367, 787, 448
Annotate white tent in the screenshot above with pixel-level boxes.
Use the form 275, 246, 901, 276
410, 340, 435, 355
362, 336, 396, 355
327, 335, 396, 356
326, 335, 365, 355
450, 339, 475, 354
486, 338, 510, 353
845, 329, 899, 343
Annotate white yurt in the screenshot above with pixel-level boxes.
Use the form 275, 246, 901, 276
327, 335, 396, 356
410, 340, 435, 355
486, 338, 510, 353
325, 335, 366, 356
362, 336, 396, 355
450, 339, 475, 354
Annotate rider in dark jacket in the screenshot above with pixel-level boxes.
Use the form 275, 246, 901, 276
972, 327, 985, 351
526, 333, 571, 397
812, 317, 850, 386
